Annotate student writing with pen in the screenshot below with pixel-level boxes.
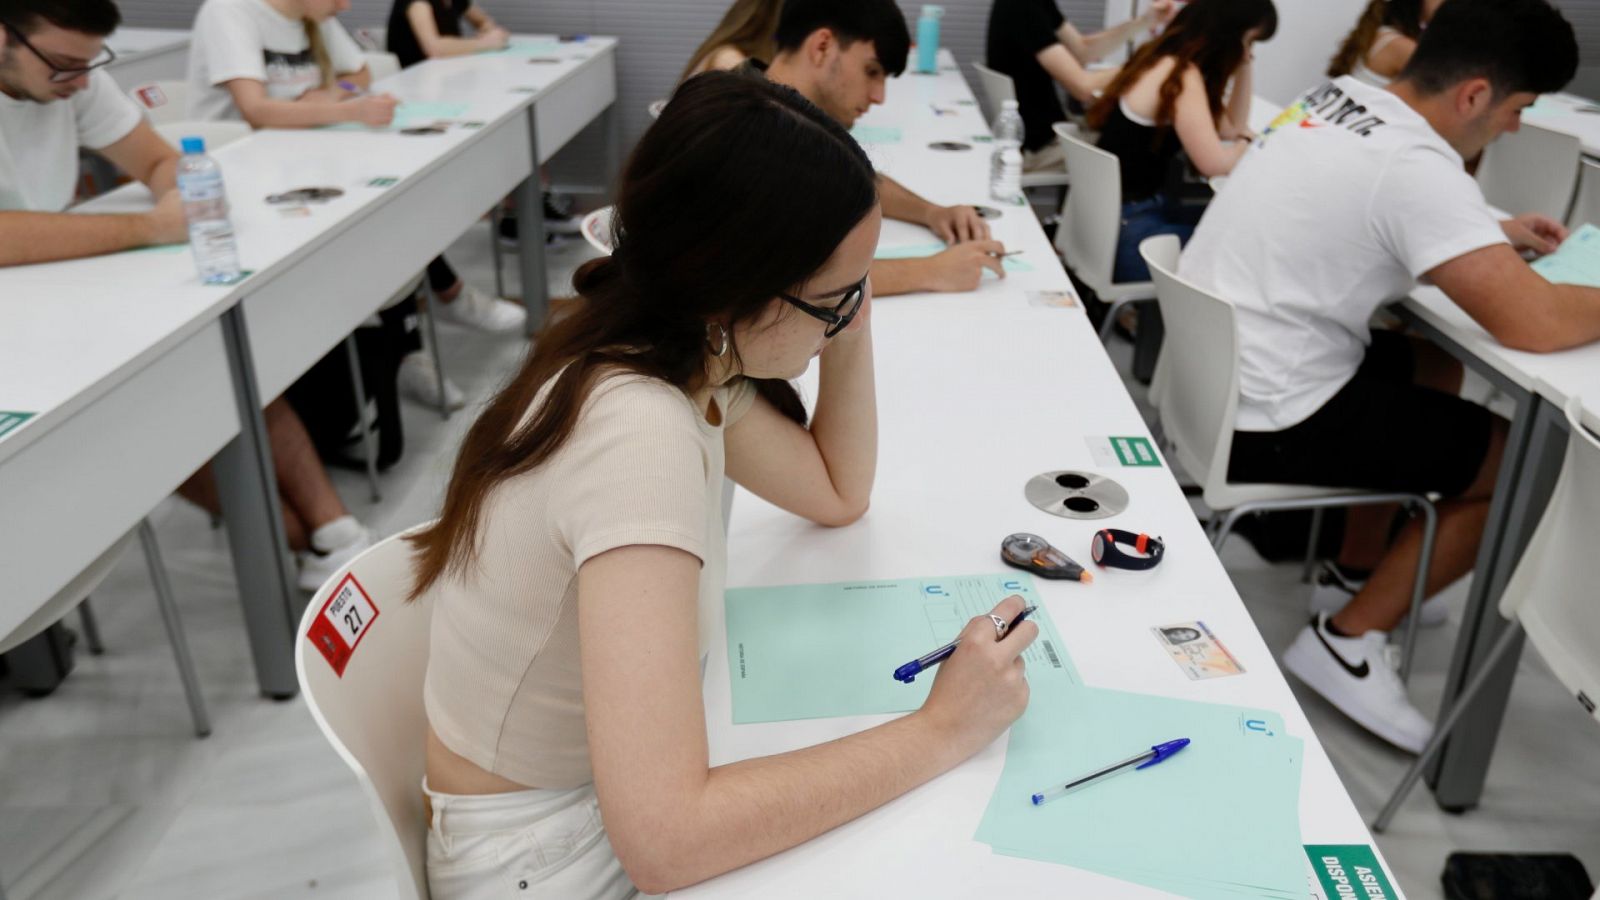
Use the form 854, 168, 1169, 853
410, 74, 1041, 898
185, 0, 398, 126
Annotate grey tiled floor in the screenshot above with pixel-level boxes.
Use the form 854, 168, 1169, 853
2, 227, 1597, 899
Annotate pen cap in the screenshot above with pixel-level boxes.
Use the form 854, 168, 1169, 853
1135, 738, 1191, 769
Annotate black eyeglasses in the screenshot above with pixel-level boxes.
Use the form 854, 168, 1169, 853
780, 274, 868, 338
2, 24, 116, 83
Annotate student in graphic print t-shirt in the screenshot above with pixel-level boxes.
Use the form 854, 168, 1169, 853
1177, 0, 1600, 758
186, 0, 397, 127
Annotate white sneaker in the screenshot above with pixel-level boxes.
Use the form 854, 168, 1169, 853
297, 515, 372, 592
1307, 583, 1450, 628
435, 285, 527, 334
1282, 613, 1433, 754
397, 351, 465, 411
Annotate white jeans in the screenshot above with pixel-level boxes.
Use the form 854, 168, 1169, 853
424, 779, 656, 900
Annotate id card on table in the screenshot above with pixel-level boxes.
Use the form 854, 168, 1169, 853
1153, 620, 1244, 680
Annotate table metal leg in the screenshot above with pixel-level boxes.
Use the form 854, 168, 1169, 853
1425, 394, 1569, 809
518, 107, 549, 337
213, 307, 301, 699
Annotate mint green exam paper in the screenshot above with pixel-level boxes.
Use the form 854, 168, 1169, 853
326, 101, 470, 131
875, 241, 1035, 273
724, 573, 1080, 725
487, 40, 563, 57
975, 685, 1306, 900
1532, 223, 1600, 288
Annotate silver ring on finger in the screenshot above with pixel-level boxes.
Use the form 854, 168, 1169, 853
990, 614, 1009, 638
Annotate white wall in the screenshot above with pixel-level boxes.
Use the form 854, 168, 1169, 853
1252, 0, 1368, 105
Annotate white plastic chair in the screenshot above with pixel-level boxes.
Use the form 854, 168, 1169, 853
1374, 394, 1600, 831
154, 120, 252, 150
362, 51, 403, 83
972, 63, 1070, 191
581, 205, 614, 255
1, 520, 209, 737
1566, 158, 1600, 230
127, 80, 187, 126
297, 527, 433, 900
1140, 235, 1439, 680
1476, 121, 1581, 223
1057, 126, 1154, 343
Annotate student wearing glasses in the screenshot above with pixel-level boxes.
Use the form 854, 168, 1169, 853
0, 0, 374, 591
411, 73, 1038, 897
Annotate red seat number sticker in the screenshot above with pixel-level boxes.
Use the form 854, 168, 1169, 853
307, 573, 380, 677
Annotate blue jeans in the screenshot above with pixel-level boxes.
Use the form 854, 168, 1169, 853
1112, 194, 1201, 283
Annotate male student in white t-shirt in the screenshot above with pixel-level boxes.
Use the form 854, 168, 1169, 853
1179, 0, 1597, 754
0, 0, 376, 589
0, 0, 185, 264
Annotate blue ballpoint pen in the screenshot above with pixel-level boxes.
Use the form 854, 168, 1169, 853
1030, 738, 1191, 805
893, 605, 1037, 684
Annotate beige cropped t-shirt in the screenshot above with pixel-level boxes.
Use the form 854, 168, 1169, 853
423, 372, 757, 789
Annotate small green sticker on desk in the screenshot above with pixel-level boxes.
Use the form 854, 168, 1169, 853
1305, 845, 1399, 900
1088, 435, 1162, 467
0, 411, 35, 441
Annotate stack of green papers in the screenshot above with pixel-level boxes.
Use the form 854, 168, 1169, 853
1532, 223, 1600, 287
975, 684, 1306, 899
486, 40, 563, 57
725, 573, 1079, 724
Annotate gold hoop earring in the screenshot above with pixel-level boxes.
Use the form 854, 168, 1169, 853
706, 322, 730, 358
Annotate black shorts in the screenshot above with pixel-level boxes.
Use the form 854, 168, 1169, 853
1228, 330, 1494, 499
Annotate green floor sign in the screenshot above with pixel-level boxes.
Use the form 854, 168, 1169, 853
0, 411, 34, 441
1305, 845, 1399, 900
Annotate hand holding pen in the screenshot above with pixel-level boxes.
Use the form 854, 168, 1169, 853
907, 595, 1039, 755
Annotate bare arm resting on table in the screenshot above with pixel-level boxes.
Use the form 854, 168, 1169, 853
580, 554, 1037, 894
223, 73, 398, 129
0, 119, 187, 266
407, 0, 508, 58
1431, 242, 1600, 353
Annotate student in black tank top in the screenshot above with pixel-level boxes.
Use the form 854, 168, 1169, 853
382, 0, 534, 365
1085, 0, 1277, 283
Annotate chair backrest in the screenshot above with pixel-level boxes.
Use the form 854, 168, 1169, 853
1140, 234, 1241, 504
128, 81, 188, 126
0, 531, 135, 655
1567, 158, 1600, 231
1476, 122, 1581, 222
155, 120, 253, 151
1499, 394, 1600, 726
581, 205, 614, 255
972, 62, 1015, 123
1055, 124, 1123, 295
363, 51, 402, 83
296, 527, 433, 899
1139, 236, 1181, 413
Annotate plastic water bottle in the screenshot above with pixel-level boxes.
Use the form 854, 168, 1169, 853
175, 136, 243, 285
990, 99, 1025, 204
916, 6, 943, 74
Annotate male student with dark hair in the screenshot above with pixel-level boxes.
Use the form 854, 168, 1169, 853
0, 0, 373, 589
1179, 0, 1593, 754
986, 0, 1176, 172
757, 0, 1010, 296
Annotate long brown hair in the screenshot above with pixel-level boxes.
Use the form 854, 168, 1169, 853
1328, 0, 1426, 79
303, 20, 335, 89
408, 72, 878, 598
1089, 0, 1278, 131
679, 0, 784, 82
